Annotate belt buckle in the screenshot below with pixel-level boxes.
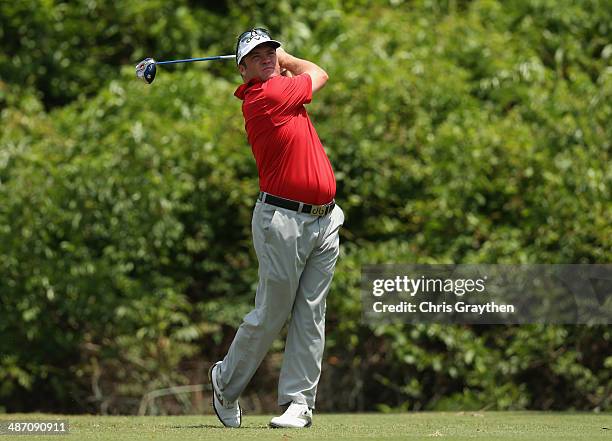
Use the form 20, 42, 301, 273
309, 205, 327, 216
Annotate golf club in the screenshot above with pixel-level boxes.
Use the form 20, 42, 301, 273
135, 54, 236, 84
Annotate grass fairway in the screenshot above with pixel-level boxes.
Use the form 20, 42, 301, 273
1, 412, 611, 441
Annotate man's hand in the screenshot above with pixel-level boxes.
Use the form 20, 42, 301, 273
276, 47, 291, 67
276, 47, 328, 93
278, 48, 294, 77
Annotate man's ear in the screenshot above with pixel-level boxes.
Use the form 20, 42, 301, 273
238, 62, 247, 78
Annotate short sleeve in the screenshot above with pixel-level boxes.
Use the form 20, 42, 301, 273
264, 73, 313, 126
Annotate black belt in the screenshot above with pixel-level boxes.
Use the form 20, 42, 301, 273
258, 192, 335, 217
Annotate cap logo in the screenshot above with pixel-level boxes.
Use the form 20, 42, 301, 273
240, 28, 269, 45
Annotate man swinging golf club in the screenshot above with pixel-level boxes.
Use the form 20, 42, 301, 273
208, 28, 344, 429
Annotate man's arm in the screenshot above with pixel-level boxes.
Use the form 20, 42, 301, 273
277, 47, 329, 94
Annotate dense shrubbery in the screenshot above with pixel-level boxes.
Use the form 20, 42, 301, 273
1, 0, 610, 413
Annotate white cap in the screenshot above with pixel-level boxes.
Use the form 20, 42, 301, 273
236, 28, 281, 65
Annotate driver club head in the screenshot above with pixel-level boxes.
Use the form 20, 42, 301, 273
135, 58, 157, 84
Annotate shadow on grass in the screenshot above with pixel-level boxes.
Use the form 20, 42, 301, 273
169, 424, 224, 429
169, 424, 271, 430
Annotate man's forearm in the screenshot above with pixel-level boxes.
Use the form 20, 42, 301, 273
279, 54, 321, 76
277, 48, 328, 93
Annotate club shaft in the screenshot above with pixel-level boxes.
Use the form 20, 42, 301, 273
156, 55, 235, 65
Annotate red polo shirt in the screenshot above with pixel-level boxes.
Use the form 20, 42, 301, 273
234, 73, 336, 205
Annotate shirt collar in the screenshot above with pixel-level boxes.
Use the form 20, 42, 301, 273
234, 77, 263, 100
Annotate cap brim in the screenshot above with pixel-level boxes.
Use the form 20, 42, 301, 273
237, 39, 281, 65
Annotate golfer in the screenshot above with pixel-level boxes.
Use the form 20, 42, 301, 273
208, 28, 344, 429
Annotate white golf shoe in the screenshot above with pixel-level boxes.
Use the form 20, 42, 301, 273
269, 402, 312, 428
208, 361, 241, 428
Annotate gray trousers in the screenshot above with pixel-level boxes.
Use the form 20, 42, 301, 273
217, 199, 344, 408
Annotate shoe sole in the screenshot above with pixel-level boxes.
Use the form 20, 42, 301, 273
208, 362, 242, 428
269, 421, 312, 429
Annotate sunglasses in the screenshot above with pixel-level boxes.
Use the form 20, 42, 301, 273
236, 28, 272, 53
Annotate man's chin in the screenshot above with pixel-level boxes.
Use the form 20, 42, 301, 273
260, 70, 278, 81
